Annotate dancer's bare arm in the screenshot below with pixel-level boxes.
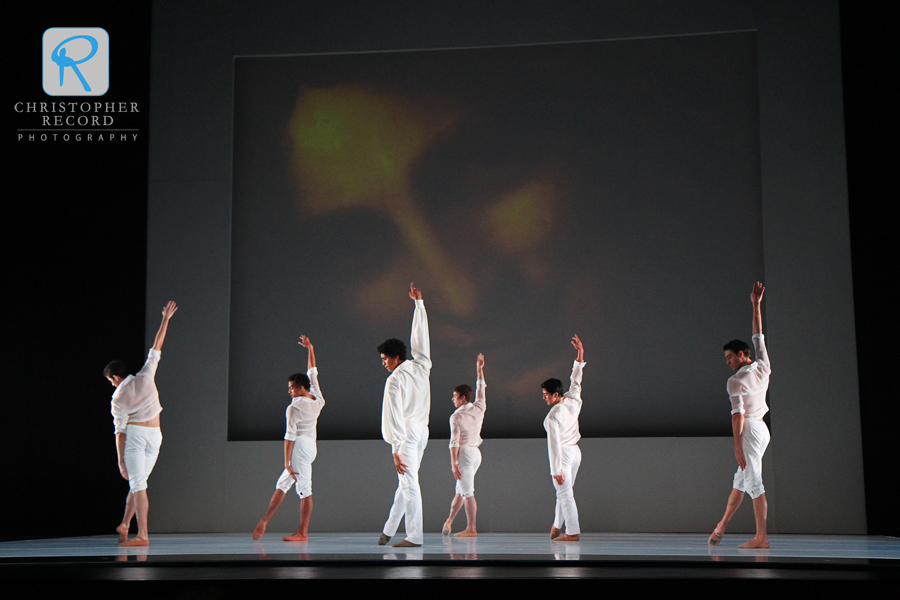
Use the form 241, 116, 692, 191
151, 301, 178, 351
299, 335, 316, 370
732, 413, 746, 470
116, 433, 128, 479
751, 282, 765, 336
284, 440, 297, 481
571, 334, 584, 362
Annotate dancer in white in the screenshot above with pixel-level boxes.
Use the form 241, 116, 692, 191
708, 282, 771, 549
105, 300, 178, 547
253, 335, 325, 542
378, 283, 431, 548
542, 334, 585, 542
442, 352, 486, 538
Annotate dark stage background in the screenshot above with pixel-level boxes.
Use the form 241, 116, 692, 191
4, 1, 894, 538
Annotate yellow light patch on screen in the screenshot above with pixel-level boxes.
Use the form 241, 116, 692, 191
487, 178, 557, 252
287, 85, 476, 316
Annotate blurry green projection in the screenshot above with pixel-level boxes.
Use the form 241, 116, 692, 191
288, 85, 475, 316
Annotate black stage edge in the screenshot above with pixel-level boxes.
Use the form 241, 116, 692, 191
3, 558, 899, 585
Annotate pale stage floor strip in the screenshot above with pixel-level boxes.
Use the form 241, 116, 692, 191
2, 532, 899, 562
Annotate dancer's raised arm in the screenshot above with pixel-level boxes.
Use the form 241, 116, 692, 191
571, 334, 584, 363
151, 301, 178, 351
751, 282, 765, 336
408, 283, 431, 368
299, 335, 316, 370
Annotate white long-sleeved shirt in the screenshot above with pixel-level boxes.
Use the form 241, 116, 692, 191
382, 299, 432, 454
544, 360, 585, 475
727, 333, 770, 421
110, 349, 163, 434
284, 367, 325, 441
449, 380, 485, 448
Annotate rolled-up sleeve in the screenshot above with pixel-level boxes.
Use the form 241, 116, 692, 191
568, 361, 585, 399
284, 405, 300, 441
111, 405, 128, 434
307, 367, 323, 404
751, 334, 770, 372
449, 414, 461, 448
136, 349, 161, 378
474, 380, 486, 409
728, 379, 747, 415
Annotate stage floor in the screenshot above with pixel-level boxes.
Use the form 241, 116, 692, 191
3, 533, 899, 582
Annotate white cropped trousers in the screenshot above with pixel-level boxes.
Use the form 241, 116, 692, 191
124, 424, 162, 493
732, 419, 770, 499
276, 436, 317, 498
454, 446, 482, 499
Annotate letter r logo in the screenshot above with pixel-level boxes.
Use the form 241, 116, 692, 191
43, 28, 109, 96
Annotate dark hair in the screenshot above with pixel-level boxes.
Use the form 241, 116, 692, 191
453, 384, 472, 403
378, 338, 407, 360
288, 373, 310, 390
103, 360, 129, 379
723, 340, 751, 357
541, 378, 564, 396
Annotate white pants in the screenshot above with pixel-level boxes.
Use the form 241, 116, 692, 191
383, 425, 428, 544
276, 436, 317, 498
552, 444, 581, 535
732, 419, 769, 499
454, 446, 482, 499
124, 425, 162, 493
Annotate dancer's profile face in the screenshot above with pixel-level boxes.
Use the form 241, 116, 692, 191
381, 353, 401, 372
542, 389, 561, 406
106, 376, 122, 388
452, 391, 467, 408
724, 350, 749, 372
288, 381, 306, 398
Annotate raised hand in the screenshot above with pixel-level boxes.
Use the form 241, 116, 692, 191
299, 335, 316, 369
409, 282, 423, 301
161, 301, 178, 320
571, 334, 584, 362
751, 282, 765, 304
152, 301, 178, 351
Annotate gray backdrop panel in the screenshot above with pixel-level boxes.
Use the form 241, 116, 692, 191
146, 0, 863, 533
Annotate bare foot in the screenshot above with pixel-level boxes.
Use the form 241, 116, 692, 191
708, 529, 724, 546
120, 537, 149, 547
392, 539, 421, 547
116, 524, 129, 544
378, 533, 391, 546
442, 520, 452, 536
454, 530, 477, 537
550, 526, 561, 540
283, 532, 308, 542
738, 538, 769, 549
553, 534, 580, 542
252, 520, 267, 540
